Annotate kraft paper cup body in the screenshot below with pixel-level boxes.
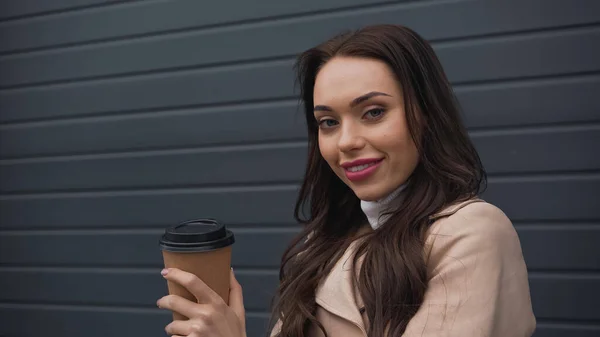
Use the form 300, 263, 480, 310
159, 219, 235, 321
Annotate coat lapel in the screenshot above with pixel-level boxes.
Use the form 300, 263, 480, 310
314, 239, 368, 336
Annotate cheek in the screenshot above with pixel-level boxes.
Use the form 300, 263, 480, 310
318, 136, 338, 167
382, 129, 418, 165
395, 137, 419, 169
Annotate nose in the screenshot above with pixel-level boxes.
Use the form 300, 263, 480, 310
337, 122, 365, 152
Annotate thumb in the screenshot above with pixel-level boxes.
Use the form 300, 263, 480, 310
229, 268, 246, 325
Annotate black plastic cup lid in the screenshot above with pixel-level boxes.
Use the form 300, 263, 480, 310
159, 218, 235, 252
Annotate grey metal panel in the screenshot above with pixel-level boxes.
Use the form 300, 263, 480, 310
0, 187, 300, 229
0, 270, 597, 320
0, 225, 595, 270
0, 269, 278, 311
0, 143, 309, 193
0, 0, 397, 53
0, 306, 270, 337
0, 229, 299, 268
2, 76, 600, 158
3, 23, 600, 92
2, 0, 600, 86
1, 178, 598, 230
0, 100, 307, 158
436, 26, 600, 84
0, 0, 119, 20
3, 25, 600, 123
482, 176, 600, 221
473, 125, 600, 174
534, 325, 600, 337
2, 127, 599, 193
0, 60, 297, 123
457, 74, 600, 128
529, 274, 600, 320
0, 187, 301, 229
517, 225, 600, 271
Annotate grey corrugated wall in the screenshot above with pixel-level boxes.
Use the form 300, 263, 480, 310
0, 0, 599, 336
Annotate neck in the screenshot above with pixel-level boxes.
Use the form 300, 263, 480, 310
360, 184, 407, 230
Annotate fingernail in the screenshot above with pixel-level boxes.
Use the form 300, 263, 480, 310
161, 268, 169, 276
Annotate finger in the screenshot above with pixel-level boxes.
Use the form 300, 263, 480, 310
157, 294, 209, 320
162, 268, 220, 304
165, 319, 206, 336
166, 320, 210, 337
229, 268, 246, 325
165, 319, 192, 335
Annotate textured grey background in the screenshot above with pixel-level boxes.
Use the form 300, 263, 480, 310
0, 0, 599, 336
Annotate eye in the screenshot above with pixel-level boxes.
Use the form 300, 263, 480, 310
364, 108, 385, 120
318, 119, 339, 129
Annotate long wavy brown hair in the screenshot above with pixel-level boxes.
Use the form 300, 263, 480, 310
268, 24, 486, 337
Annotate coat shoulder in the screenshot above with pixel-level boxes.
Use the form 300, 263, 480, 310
414, 200, 536, 336
425, 200, 521, 262
430, 199, 516, 237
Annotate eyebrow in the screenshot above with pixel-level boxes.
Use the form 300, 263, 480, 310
313, 91, 392, 112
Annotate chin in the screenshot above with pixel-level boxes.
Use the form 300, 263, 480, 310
349, 185, 387, 202
336, 172, 391, 201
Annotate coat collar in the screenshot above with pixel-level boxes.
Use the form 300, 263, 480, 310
429, 197, 483, 221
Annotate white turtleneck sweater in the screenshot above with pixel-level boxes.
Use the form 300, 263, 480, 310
360, 184, 407, 230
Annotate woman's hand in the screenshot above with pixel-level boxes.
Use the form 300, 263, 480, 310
157, 268, 246, 337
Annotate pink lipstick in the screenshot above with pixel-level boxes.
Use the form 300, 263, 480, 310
341, 158, 383, 182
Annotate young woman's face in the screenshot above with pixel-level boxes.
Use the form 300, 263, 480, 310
313, 56, 419, 201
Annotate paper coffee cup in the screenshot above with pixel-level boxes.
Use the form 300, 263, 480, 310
159, 219, 235, 321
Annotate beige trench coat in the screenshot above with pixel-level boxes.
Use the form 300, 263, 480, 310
270, 199, 536, 336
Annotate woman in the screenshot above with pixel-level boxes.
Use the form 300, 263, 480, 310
156, 24, 536, 337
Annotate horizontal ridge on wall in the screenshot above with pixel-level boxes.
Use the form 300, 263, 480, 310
2, 23, 599, 90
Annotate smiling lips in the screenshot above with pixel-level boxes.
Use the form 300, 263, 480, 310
341, 158, 384, 182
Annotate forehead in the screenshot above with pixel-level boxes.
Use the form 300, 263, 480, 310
313, 56, 401, 103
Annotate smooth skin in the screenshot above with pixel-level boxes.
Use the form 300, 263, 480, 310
314, 56, 419, 201
157, 268, 246, 337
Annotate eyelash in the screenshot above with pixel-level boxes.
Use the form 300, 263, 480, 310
365, 108, 385, 119
318, 108, 386, 129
